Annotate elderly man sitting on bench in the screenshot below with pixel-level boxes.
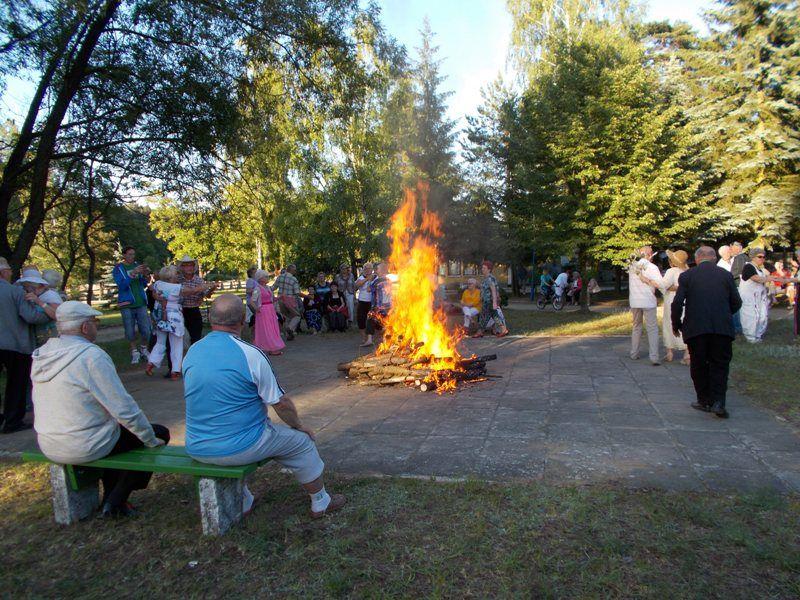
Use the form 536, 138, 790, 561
32, 301, 169, 517
183, 294, 346, 519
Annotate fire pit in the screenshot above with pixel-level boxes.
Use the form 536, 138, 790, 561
338, 183, 497, 393
338, 352, 497, 392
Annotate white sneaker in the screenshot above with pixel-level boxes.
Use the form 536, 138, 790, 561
130, 349, 141, 364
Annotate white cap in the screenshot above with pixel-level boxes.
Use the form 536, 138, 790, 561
178, 254, 196, 263
0, 257, 10, 270
56, 301, 102, 324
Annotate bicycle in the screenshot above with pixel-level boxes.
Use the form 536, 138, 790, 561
536, 287, 564, 311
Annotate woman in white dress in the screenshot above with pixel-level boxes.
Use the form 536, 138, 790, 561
661, 249, 689, 365
738, 248, 792, 343
146, 265, 186, 379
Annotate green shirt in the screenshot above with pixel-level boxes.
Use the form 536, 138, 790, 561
124, 263, 146, 309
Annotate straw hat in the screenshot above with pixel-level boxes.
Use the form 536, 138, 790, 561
666, 249, 688, 268
177, 254, 196, 263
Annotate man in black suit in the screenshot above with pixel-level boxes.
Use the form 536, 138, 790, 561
671, 246, 742, 418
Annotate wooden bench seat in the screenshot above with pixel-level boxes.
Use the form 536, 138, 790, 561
23, 446, 266, 535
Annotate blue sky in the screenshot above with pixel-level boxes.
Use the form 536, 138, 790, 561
376, 0, 713, 128
1, 1, 713, 128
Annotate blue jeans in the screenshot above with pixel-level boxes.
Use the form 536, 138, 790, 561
120, 305, 151, 342
732, 310, 742, 335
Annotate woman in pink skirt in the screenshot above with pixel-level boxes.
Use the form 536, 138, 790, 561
248, 269, 285, 355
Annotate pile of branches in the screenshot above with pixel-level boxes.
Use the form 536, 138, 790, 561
337, 353, 497, 392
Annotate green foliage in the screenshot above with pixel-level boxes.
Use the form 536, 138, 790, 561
474, 11, 707, 268
682, 0, 800, 246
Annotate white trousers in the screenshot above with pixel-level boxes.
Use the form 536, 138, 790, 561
462, 306, 479, 327
149, 331, 184, 372
345, 292, 355, 323
630, 307, 659, 362
740, 300, 769, 343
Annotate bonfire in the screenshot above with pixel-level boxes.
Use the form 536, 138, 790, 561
337, 183, 496, 392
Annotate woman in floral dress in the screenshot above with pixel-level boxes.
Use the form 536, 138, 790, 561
475, 260, 508, 337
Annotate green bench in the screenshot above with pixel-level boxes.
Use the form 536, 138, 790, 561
23, 445, 267, 535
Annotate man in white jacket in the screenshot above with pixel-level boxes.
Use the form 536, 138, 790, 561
32, 301, 169, 518
629, 246, 664, 365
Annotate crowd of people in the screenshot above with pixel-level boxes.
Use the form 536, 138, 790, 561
3, 240, 798, 519
629, 243, 800, 419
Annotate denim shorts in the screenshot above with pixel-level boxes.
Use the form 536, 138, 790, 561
120, 305, 152, 341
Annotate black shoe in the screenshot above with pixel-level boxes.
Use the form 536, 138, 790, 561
0, 421, 33, 434
691, 402, 711, 413
286, 330, 295, 341
711, 402, 729, 419
100, 502, 138, 518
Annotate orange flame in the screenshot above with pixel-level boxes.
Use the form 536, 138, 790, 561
378, 183, 463, 384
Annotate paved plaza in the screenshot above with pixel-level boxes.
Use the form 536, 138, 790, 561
3, 333, 799, 492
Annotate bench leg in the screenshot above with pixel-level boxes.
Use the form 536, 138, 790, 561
197, 477, 243, 536
49, 464, 99, 524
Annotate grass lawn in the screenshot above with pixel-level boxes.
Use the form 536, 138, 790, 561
97, 307, 122, 328
506, 307, 632, 336
731, 318, 800, 426
2, 463, 798, 597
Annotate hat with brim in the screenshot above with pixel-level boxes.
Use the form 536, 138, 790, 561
56, 301, 102, 324
178, 254, 196, 263
18, 275, 50, 286
666, 249, 688, 267
0, 257, 11, 270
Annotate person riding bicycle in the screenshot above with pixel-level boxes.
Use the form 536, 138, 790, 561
539, 270, 554, 298
554, 271, 570, 299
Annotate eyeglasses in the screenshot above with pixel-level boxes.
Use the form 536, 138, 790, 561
755, 255, 765, 259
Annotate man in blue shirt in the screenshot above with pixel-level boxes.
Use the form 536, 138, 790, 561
183, 294, 345, 519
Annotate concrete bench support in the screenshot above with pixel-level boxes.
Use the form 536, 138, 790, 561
198, 477, 244, 536
49, 464, 99, 524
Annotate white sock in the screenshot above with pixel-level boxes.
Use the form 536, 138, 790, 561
242, 484, 254, 513
310, 487, 331, 512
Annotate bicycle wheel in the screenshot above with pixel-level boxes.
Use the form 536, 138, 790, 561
536, 295, 547, 310
553, 295, 564, 311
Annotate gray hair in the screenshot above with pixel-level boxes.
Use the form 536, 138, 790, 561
253, 269, 269, 282
209, 294, 245, 327
717, 244, 730, 259
694, 245, 717, 263
56, 318, 88, 335
732, 241, 743, 249
159, 265, 178, 280
748, 247, 765, 259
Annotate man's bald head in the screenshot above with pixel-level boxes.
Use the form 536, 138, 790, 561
695, 245, 717, 263
210, 294, 245, 329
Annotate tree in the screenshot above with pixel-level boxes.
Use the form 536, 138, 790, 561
688, 0, 800, 246
493, 2, 708, 305
0, 0, 363, 271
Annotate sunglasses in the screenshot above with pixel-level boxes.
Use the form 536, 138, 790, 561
755, 255, 765, 259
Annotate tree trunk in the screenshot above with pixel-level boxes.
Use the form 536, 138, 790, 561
510, 261, 520, 296
0, 1, 121, 271
577, 245, 590, 313
82, 163, 96, 305
614, 266, 622, 294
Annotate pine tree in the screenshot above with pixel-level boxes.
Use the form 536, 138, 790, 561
407, 18, 458, 185
692, 0, 800, 246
